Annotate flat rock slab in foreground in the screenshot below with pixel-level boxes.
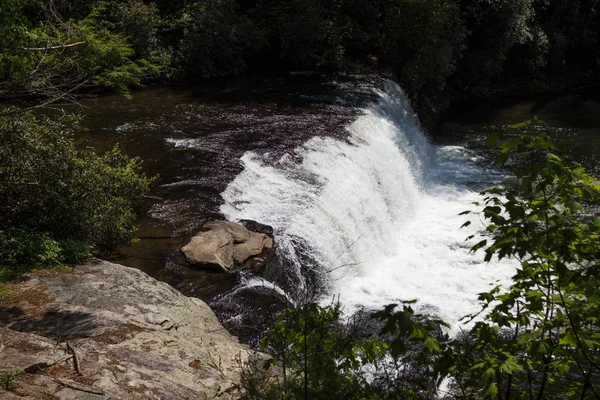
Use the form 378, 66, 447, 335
181, 221, 274, 272
0, 259, 254, 399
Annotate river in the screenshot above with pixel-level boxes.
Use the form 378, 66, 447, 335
77, 75, 600, 343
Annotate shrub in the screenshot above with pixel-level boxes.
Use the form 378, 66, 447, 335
452, 124, 600, 399
0, 110, 153, 274
244, 301, 445, 400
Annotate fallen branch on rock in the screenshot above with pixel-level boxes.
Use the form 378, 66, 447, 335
66, 341, 82, 375
55, 378, 105, 395
23, 355, 73, 373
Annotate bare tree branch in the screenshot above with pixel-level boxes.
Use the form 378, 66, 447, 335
24, 41, 86, 51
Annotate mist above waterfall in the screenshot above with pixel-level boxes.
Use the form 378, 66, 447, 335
221, 80, 516, 330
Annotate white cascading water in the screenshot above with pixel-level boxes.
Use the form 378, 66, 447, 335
220, 81, 516, 331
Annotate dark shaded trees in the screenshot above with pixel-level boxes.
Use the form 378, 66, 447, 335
3, 0, 599, 112
453, 0, 600, 98
378, 0, 467, 116
175, 0, 265, 78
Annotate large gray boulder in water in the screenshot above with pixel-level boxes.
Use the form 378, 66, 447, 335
181, 221, 274, 272
0, 259, 258, 400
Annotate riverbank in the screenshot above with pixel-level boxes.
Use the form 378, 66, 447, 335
0, 259, 257, 399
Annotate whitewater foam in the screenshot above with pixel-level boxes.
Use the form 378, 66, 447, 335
220, 81, 516, 331
165, 137, 204, 149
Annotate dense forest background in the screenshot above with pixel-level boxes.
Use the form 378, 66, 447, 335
2, 0, 600, 120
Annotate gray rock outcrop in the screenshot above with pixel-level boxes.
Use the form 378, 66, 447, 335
0, 259, 257, 400
181, 221, 274, 272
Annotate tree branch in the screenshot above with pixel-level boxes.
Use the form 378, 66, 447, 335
24, 41, 85, 51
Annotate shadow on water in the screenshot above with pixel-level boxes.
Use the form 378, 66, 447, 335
435, 91, 600, 176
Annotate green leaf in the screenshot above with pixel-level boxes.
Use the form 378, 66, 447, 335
500, 355, 524, 374
483, 367, 496, 380
471, 239, 487, 253
559, 331, 577, 347
510, 120, 531, 129
470, 362, 486, 371
485, 382, 498, 399
486, 133, 499, 147
424, 337, 440, 353
495, 152, 508, 165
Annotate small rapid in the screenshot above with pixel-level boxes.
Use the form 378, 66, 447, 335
220, 81, 515, 330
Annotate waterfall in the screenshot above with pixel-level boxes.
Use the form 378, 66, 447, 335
220, 80, 515, 330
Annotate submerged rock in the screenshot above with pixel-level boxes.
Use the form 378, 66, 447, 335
181, 221, 274, 272
0, 259, 257, 400
211, 284, 289, 346
238, 219, 274, 236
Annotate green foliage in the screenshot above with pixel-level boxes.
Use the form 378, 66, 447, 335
0, 110, 152, 275
0, 229, 61, 270
0, 0, 40, 82
454, 125, 600, 399
371, 302, 451, 399
244, 301, 447, 399
0, 0, 165, 101
107, 0, 166, 61
379, 0, 466, 102
92, 59, 162, 98
62, 7, 164, 97
257, 303, 382, 400
0, 369, 21, 391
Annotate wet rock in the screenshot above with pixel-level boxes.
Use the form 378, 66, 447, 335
239, 219, 274, 236
210, 285, 289, 346
0, 259, 258, 400
181, 221, 274, 272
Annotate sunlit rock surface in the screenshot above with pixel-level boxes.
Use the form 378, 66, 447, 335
181, 221, 274, 272
0, 259, 255, 399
